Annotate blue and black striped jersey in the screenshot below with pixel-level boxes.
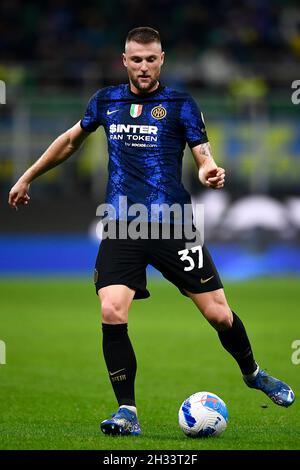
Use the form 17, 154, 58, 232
81, 83, 208, 220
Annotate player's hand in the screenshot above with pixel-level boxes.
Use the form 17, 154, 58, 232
199, 164, 225, 189
8, 181, 31, 210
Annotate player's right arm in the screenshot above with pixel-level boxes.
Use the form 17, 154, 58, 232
8, 121, 89, 209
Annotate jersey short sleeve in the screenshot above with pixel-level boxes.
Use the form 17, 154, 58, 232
180, 95, 208, 148
80, 91, 101, 132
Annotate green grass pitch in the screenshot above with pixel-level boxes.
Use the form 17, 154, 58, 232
0, 278, 299, 450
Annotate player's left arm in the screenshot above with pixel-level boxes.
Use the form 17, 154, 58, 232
191, 142, 225, 189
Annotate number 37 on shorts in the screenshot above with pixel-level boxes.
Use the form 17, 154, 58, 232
177, 245, 203, 271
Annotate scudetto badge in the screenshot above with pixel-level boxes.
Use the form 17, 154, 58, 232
151, 105, 167, 120
130, 104, 143, 118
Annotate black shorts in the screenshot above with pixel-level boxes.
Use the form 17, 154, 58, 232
94, 224, 223, 299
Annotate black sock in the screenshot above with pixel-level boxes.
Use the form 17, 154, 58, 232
102, 323, 136, 407
217, 312, 257, 375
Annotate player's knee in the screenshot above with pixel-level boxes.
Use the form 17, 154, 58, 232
203, 303, 233, 331
101, 299, 127, 324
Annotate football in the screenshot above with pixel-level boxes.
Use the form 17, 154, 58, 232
178, 391, 229, 438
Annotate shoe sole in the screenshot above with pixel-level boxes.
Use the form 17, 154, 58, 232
100, 422, 141, 436
101, 422, 127, 435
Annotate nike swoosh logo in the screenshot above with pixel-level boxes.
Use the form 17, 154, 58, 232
200, 275, 214, 284
109, 368, 126, 376
107, 109, 119, 115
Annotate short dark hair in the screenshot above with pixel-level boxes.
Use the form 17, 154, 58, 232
125, 27, 161, 47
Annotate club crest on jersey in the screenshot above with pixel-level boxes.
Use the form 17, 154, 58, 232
130, 104, 143, 118
151, 105, 167, 120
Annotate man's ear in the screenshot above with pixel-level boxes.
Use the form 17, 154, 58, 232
161, 51, 165, 66
122, 53, 127, 67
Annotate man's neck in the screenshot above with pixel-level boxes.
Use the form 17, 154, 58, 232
129, 81, 160, 95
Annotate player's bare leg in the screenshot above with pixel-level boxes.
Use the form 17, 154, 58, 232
99, 284, 135, 324
186, 288, 233, 331
98, 285, 141, 435
186, 288, 295, 407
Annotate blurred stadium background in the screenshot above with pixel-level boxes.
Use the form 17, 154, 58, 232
1, 0, 300, 279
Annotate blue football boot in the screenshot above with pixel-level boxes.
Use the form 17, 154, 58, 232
100, 407, 141, 436
243, 369, 295, 407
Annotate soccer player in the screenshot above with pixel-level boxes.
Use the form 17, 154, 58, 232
9, 27, 295, 436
